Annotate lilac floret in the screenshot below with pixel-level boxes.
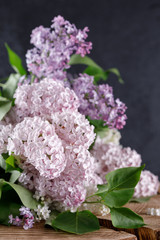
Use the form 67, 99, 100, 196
26, 15, 92, 81
73, 73, 127, 130
8, 206, 35, 230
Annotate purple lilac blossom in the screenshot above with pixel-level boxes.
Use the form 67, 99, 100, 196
8, 206, 34, 230
26, 15, 92, 82
73, 73, 127, 129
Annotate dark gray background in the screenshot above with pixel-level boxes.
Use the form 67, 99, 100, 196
0, 0, 159, 176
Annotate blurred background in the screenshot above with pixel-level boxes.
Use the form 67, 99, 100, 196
0, 0, 159, 176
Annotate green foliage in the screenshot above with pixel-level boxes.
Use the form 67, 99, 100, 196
0, 73, 20, 120
0, 200, 21, 225
106, 68, 124, 84
2, 73, 20, 100
45, 210, 60, 230
5, 43, 26, 76
9, 171, 21, 184
0, 100, 12, 121
69, 54, 102, 69
52, 210, 100, 234
5, 155, 22, 173
95, 166, 144, 207
69, 54, 124, 84
105, 165, 144, 191
130, 196, 151, 203
110, 207, 145, 229
0, 44, 27, 120
87, 117, 108, 133
0, 188, 21, 225
0, 179, 38, 209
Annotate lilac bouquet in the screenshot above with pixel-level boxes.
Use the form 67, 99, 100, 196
0, 16, 159, 234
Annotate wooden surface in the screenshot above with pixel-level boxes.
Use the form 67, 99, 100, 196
0, 190, 160, 239
98, 194, 160, 240
0, 223, 137, 240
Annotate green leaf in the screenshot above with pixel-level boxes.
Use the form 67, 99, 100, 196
52, 210, 100, 234
5, 43, 26, 75
5, 155, 22, 173
0, 201, 20, 225
95, 166, 144, 208
69, 54, 102, 70
0, 96, 9, 102
106, 165, 145, 191
130, 196, 151, 203
69, 55, 124, 84
6, 155, 15, 168
0, 188, 21, 225
101, 188, 135, 208
87, 117, 108, 133
106, 68, 124, 84
110, 207, 145, 229
45, 210, 60, 227
84, 66, 107, 84
1, 180, 38, 209
0, 100, 12, 121
2, 73, 20, 100
0, 179, 3, 199
9, 171, 21, 184
0, 155, 6, 170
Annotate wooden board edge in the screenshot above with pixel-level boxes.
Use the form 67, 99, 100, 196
98, 217, 160, 240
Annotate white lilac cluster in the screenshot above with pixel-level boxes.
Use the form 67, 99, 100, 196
26, 16, 92, 82
1, 78, 103, 213
91, 130, 159, 197
34, 204, 51, 221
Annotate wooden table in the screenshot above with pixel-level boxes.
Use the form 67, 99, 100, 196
0, 195, 160, 240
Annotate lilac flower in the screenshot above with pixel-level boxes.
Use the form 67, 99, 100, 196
8, 215, 22, 226
12, 78, 79, 124
134, 170, 159, 198
91, 139, 142, 181
92, 136, 159, 197
7, 116, 66, 180
73, 74, 127, 129
8, 207, 35, 230
0, 122, 13, 154
4, 78, 98, 211
26, 15, 92, 81
8, 214, 14, 224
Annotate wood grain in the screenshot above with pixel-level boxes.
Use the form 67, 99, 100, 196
0, 223, 137, 240
98, 195, 160, 240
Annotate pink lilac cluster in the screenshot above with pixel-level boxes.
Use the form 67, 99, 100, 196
73, 74, 127, 129
134, 170, 159, 198
26, 15, 92, 81
0, 122, 13, 154
4, 78, 79, 124
91, 140, 142, 181
8, 206, 34, 230
3, 79, 102, 211
91, 137, 159, 197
